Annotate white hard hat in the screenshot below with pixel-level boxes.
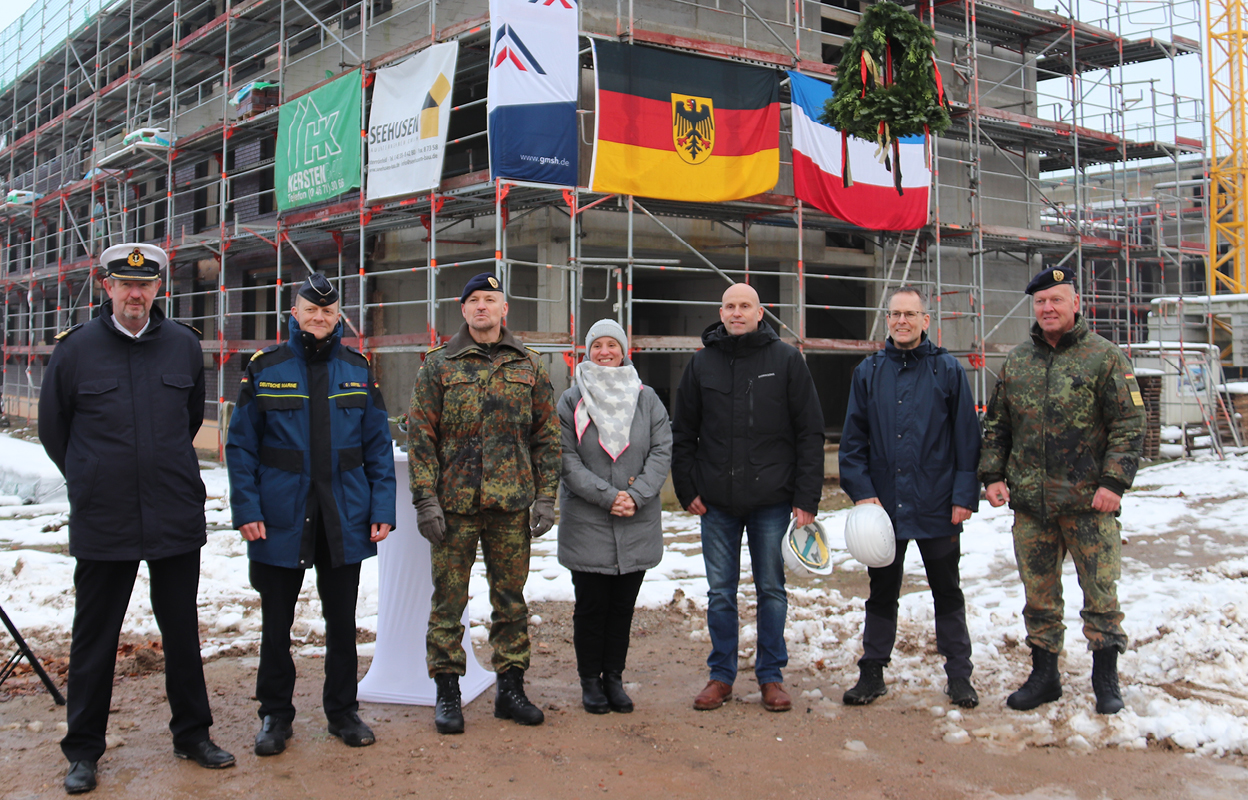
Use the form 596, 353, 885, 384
782, 517, 834, 576
844, 503, 896, 568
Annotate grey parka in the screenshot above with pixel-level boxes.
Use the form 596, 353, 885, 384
556, 382, 672, 574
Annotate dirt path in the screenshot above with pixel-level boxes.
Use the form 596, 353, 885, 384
3, 601, 1247, 800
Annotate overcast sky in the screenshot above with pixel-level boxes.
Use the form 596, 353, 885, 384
0, 0, 38, 36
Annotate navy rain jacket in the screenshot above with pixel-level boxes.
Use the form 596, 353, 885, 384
839, 336, 981, 539
226, 316, 397, 569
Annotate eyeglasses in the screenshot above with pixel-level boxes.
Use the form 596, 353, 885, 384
886, 311, 925, 321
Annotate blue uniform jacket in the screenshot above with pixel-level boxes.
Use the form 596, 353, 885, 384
226, 317, 397, 568
839, 336, 981, 539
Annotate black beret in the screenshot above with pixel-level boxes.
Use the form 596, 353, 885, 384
460, 272, 503, 303
1025, 266, 1075, 296
298, 273, 339, 307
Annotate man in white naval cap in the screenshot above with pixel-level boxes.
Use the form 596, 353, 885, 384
40, 243, 234, 794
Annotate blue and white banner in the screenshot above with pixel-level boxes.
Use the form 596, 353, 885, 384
487, 0, 578, 186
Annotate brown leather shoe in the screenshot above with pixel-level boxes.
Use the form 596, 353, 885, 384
693, 680, 733, 710
760, 682, 792, 712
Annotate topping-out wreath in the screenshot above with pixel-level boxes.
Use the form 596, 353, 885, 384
819, 1, 949, 193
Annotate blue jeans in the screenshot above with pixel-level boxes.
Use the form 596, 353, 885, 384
700, 502, 791, 685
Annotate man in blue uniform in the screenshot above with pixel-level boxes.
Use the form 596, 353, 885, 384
227, 273, 396, 755
40, 243, 234, 795
839, 286, 982, 708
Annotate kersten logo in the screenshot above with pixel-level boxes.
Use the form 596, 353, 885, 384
528, 0, 575, 6
491, 24, 546, 73
286, 96, 342, 194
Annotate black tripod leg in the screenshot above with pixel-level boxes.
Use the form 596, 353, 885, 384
0, 604, 66, 705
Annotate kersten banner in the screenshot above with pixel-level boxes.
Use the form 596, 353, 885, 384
276, 71, 362, 212
366, 43, 459, 202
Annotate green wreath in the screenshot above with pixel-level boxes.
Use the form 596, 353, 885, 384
819, 2, 949, 150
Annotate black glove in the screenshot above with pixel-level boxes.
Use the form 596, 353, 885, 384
529, 495, 556, 538
415, 497, 446, 545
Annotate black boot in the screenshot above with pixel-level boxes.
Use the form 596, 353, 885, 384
945, 676, 980, 709
254, 715, 293, 756
494, 667, 545, 726
842, 663, 887, 706
434, 673, 465, 734
1092, 649, 1124, 715
1006, 648, 1063, 711
63, 760, 97, 794
580, 677, 610, 714
602, 672, 634, 713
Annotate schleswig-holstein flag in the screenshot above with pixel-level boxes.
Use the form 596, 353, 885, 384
788, 71, 930, 231
590, 41, 780, 202
487, 0, 578, 186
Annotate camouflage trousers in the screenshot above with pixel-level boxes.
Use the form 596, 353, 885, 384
426, 509, 531, 676
1012, 510, 1127, 655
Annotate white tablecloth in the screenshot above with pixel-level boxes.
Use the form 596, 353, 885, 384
356, 450, 495, 706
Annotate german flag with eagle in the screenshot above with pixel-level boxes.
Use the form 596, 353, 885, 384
589, 41, 780, 202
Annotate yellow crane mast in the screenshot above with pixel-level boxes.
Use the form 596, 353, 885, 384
1208, 0, 1248, 294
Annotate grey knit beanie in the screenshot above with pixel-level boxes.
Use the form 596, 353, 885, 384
584, 318, 629, 354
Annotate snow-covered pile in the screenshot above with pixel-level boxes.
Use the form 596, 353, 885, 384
2, 436, 1247, 756
0, 434, 65, 504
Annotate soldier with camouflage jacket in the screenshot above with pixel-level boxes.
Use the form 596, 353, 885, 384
407, 273, 560, 735
980, 267, 1145, 716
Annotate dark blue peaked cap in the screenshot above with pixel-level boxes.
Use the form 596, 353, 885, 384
460, 273, 503, 303
298, 273, 339, 306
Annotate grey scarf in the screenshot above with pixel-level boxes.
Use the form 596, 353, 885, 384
574, 360, 642, 461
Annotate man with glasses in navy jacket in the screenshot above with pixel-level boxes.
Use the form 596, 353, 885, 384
839, 286, 981, 709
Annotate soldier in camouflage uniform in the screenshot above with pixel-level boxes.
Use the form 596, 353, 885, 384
407, 272, 560, 734
979, 266, 1145, 715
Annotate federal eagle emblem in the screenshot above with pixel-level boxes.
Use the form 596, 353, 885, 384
672, 94, 714, 165
127, 249, 146, 267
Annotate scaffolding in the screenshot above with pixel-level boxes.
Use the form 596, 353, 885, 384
0, 0, 1208, 453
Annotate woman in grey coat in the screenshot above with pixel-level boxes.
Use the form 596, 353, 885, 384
557, 319, 672, 714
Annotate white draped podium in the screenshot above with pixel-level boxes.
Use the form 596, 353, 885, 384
356, 450, 495, 706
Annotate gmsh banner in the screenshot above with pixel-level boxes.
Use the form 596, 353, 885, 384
367, 42, 459, 202
487, 0, 578, 187
276, 71, 362, 212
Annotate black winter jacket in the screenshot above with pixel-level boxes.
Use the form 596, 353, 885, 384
671, 321, 825, 516
839, 336, 981, 539
39, 302, 207, 561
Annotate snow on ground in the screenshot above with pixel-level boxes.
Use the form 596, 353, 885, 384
2, 434, 1247, 755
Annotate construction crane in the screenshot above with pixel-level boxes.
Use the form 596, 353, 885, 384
1207, 0, 1248, 294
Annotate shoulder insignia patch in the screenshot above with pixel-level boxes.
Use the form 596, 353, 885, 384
172, 319, 203, 336
54, 323, 83, 342
250, 344, 282, 362
526, 346, 540, 354
339, 345, 371, 365
427, 344, 445, 354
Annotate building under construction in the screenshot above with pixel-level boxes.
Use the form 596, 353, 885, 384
0, 0, 1209, 452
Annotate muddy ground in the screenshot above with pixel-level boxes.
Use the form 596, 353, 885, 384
2, 598, 1247, 800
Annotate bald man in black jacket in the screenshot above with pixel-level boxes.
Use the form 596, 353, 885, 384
671, 283, 825, 715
